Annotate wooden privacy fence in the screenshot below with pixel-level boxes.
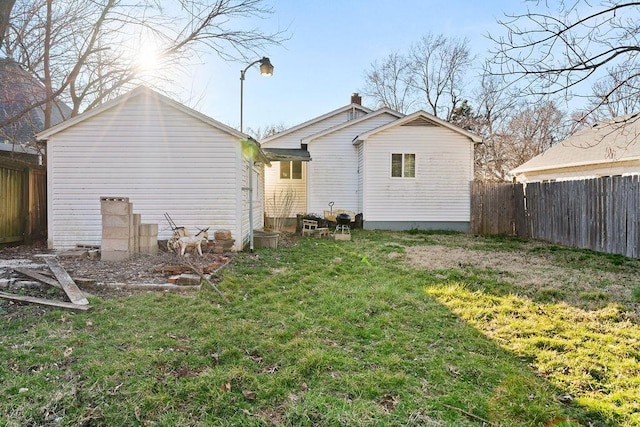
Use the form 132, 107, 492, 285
471, 176, 640, 258
0, 158, 46, 244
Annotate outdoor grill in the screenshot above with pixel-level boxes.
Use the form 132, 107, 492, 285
336, 213, 351, 225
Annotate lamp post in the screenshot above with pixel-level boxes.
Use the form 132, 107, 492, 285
240, 56, 274, 252
240, 56, 274, 133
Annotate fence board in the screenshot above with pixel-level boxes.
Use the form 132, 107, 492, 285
0, 158, 46, 244
471, 181, 517, 235
471, 176, 640, 258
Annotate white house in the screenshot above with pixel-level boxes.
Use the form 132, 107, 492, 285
37, 86, 268, 251
511, 114, 640, 182
261, 95, 482, 231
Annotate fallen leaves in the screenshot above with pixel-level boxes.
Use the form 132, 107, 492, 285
242, 390, 257, 400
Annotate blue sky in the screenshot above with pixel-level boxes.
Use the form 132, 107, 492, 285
185, 0, 522, 134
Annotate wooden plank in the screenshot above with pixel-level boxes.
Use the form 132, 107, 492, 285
12, 267, 62, 288
10, 267, 92, 299
0, 291, 91, 311
45, 258, 90, 305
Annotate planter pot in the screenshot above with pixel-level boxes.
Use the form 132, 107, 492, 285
253, 230, 279, 249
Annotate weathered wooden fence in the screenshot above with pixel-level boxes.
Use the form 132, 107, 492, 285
0, 158, 46, 244
471, 176, 640, 258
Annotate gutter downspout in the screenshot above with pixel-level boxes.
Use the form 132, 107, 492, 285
249, 159, 254, 252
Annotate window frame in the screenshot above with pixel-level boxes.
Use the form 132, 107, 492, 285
280, 160, 303, 180
390, 153, 416, 178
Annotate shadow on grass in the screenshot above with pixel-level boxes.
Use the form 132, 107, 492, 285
359, 230, 639, 425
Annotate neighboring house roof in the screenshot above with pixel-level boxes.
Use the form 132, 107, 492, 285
510, 113, 640, 177
0, 58, 72, 154
353, 110, 483, 144
36, 85, 270, 164
260, 103, 372, 144
301, 108, 404, 144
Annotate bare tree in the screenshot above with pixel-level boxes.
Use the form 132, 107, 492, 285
409, 33, 473, 120
1, 0, 286, 131
489, 1, 640, 121
588, 68, 640, 121
475, 100, 566, 181
0, 0, 15, 46
362, 33, 473, 119
361, 52, 416, 113
246, 122, 287, 141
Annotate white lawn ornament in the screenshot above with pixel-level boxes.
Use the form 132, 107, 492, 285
178, 228, 209, 256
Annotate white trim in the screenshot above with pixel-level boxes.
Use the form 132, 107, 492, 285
260, 103, 372, 144
36, 86, 247, 141
390, 152, 417, 179
511, 155, 640, 175
301, 108, 403, 144
355, 110, 482, 144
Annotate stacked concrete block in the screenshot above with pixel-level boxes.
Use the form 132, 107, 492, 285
101, 197, 132, 261
139, 223, 159, 255
131, 212, 141, 254
100, 197, 159, 260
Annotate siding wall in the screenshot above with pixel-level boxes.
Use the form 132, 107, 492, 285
261, 110, 362, 149
362, 125, 473, 222
262, 109, 359, 216
264, 162, 306, 217
307, 113, 398, 215
47, 93, 247, 250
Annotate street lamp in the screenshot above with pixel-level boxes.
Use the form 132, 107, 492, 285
240, 56, 274, 133
240, 56, 274, 252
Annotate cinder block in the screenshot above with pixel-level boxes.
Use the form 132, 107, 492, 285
138, 234, 156, 246
139, 223, 158, 237
139, 242, 158, 255
100, 197, 131, 215
101, 250, 130, 262
102, 226, 132, 240
133, 214, 141, 236
128, 208, 135, 252
101, 238, 131, 252
102, 214, 131, 228
177, 274, 201, 286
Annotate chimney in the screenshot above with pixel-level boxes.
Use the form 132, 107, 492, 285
350, 93, 362, 105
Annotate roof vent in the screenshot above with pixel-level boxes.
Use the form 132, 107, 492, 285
402, 117, 437, 127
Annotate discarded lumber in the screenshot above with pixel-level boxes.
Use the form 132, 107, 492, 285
12, 267, 62, 289
0, 291, 91, 311
185, 263, 228, 303
45, 258, 89, 305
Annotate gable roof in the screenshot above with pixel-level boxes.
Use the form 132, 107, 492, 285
510, 114, 640, 176
353, 110, 483, 144
36, 85, 246, 140
260, 103, 372, 144
37, 85, 270, 165
0, 58, 72, 148
300, 108, 404, 144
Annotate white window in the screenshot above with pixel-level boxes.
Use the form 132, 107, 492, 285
280, 161, 302, 179
391, 153, 415, 178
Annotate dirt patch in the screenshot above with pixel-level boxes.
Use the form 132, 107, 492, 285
397, 235, 640, 307
0, 232, 299, 305
0, 240, 234, 316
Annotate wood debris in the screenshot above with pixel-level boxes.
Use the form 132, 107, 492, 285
0, 292, 90, 311
0, 258, 92, 311
46, 258, 89, 305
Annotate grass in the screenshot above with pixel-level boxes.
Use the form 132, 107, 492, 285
2, 231, 640, 426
